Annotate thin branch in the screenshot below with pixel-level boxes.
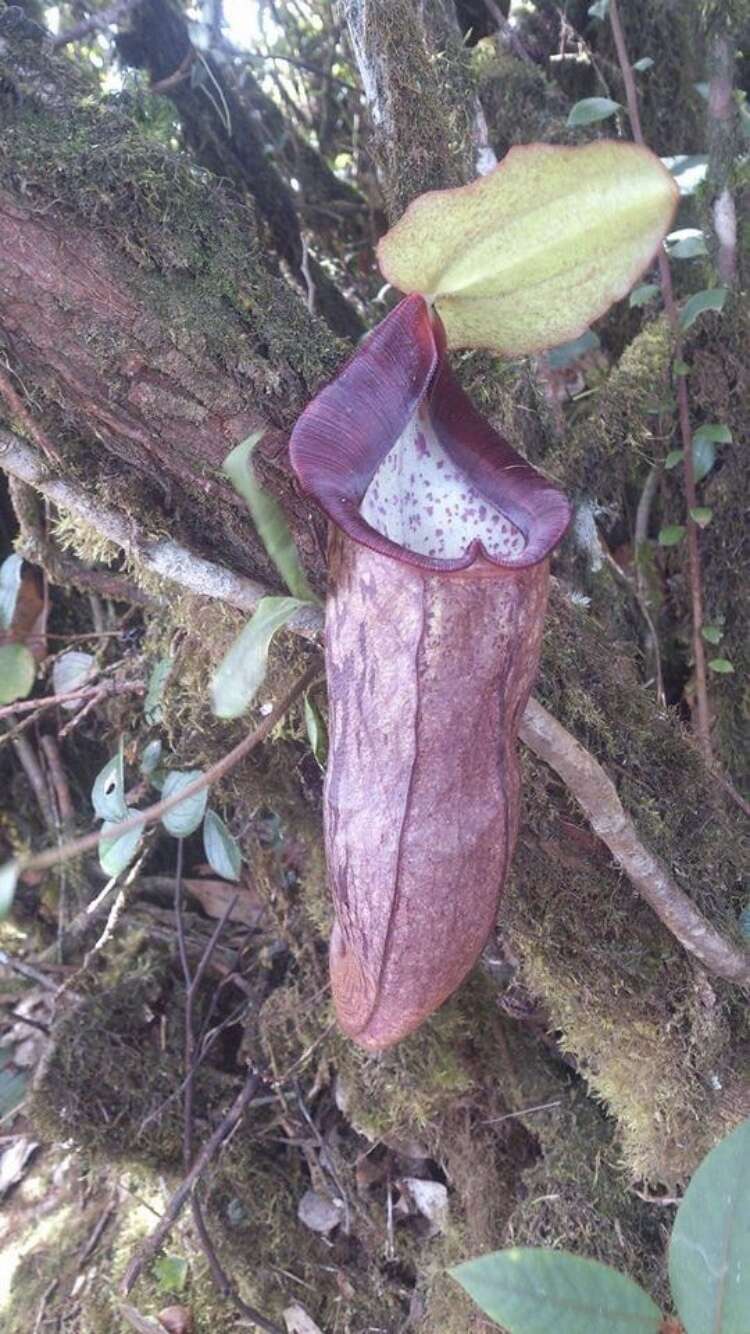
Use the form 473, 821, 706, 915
52, 0, 143, 48
706, 27, 738, 287
0, 368, 62, 466
14, 663, 318, 876
519, 699, 749, 986
6, 723, 56, 833
608, 0, 712, 762
0, 430, 323, 640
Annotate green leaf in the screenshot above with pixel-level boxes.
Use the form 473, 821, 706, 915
0, 1047, 27, 1119
546, 330, 600, 370
658, 525, 686, 547
140, 738, 163, 777
161, 771, 208, 838
52, 650, 95, 706
629, 282, 659, 308
450, 1248, 662, 1332
377, 142, 678, 355
693, 423, 732, 446
670, 1118, 750, 1333
210, 596, 306, 720
92, 741, 128, 823
679, 287, 727, 330
203, 809, 242, 882
152, 1255, 188, 1295
0, 643, 35, 705
99, 812, 144, 877
664, 450, 684, 470
666, 229, 707, 259
144, 656, 172, 726
632, 57, 654, 72
692, 438, 716, 484
673, 359, 690, 376
304, 693, 328, 768
223, 436, 317, 603
701, 625, 723, 644
567, 97, 621, 127
664, 155, 708, 197
708, 658, 734, 674
0, 553, 23, 631
689, 507, 712, 528
587, 0, 610, 18
0, 861, 19, 920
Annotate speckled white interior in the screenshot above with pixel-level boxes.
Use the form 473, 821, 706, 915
360, 414, 525, 560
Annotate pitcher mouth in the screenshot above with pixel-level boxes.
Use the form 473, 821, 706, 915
289, 294, 570, 574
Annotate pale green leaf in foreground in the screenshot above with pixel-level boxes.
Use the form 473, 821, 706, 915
629, 282, 660, 308
210, 596, 306, 720
0, 553, 23, 631
52, 650, 95, 707
203, 809, 242, 882
680, 287, 726, 330
450, 1248, 662, 1333
0, 643, 36, 705
0, 861, 19, 920
91, 740, 128, 823
567, 97, 622, 127
377, 142, 678, 354
161, 771, 208, 838
224, 436, 317, 603
670, 1117, 750, 1334
99, 812, 144, 877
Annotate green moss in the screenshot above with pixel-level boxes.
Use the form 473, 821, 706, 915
474, 41, 581, 158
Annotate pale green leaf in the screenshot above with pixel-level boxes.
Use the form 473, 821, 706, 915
377, 142, 678, 355
223, 437, 317, 603
567, 97, 622, 127
680, 287, 727, 330
546, 330, 600, 370
152, 1255, 188, 1294
210, 596, 306, 720
692, 437, 716, 484
658, 525, 686, 547
450, 1248, 662, 1332
689, 507, 712, 528
161, 771, 208, 838
203, 809, 242, 882
701, 625, 723, 645
670, 1118, 750, 1333
587, 0, 610, 18
0, 1048, 27, 1119
739, 904, 750, 939
673, 359, 690, 375
92, 740, 128, 823
663, 155, 708, 197
0, 643, 35, 705
666, 228, 707, 259
304, 693, 328, 768
664, 450, 684, 470
0, 553, 23, 631
708, 658, 734, 674
144, 657, 172, 725
52, 651, 95, 707
693, 423, 732, 446
629, 282, 659, 308
140, 738, 163, 776
633, 57, 654, 72
99, 812, 144, 877
0, 861, 19, 920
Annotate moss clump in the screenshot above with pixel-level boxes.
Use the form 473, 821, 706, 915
475, 41, 581, 159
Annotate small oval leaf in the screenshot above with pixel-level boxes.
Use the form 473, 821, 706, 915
680, 287, 727, 330
140, 738, 163, 777
304, 693, 328, 769
210, 596, 307, 720
450, 1248, 662, 1332
689, 507, 712, 528
92, 742, 128, 823
629, 282, 659, 308
0, 553, 23, 632
0, 643, 36, 705
633, 57, 654, 72
203, 809, 242, 882
708, 658, 734, 674
99, 811, 144, 877
670, 1118, 750, 1334
658, 525, 686, 547
701, 625, 723, 644
161, 771, 208, 838
0, 861, 19, 920
666, 229, 707, 259
52, 651, 95, 706
664, 450, 684, 470
692, 437, 717, 484
567, 97, 622, 127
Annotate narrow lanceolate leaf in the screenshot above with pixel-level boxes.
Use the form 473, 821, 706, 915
0, 861, 19, 920
377, 142, 678, 355
161, 771, 208, 838
203, 809, 242, 882
0, 553, 23, 631
679, 287, 727, 330
450, 1248, 662, 1332
210, 596, 307, 719
92, 741, 128, 823
52, 651, 95, 706
567, 97, 622, 127
670, 1118, 750, 1333
0, 643, 35, 705
99, 812, 144, 877
223, 436, 317, 603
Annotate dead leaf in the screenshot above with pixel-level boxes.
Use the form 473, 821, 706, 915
0, 565, 47, 661
182, 877, 265, 928
157, 1306, 194, 1334
297, 1188, 344, 1235
284, 1304, 324, 1334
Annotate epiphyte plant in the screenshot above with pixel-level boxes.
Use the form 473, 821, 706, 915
290, 141, 678, 1051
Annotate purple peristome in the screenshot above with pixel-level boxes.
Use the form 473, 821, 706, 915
290, 295, 570, 1049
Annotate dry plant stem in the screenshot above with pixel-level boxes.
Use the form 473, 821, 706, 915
608, 0, 712, 761
520, 699, 750, 986
0, 430, 323, 640
6, 722, 56, 833
17, 662, 319, 875
0, 368, 62, 465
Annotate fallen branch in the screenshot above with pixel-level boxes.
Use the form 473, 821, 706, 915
519, 699, 749, 986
